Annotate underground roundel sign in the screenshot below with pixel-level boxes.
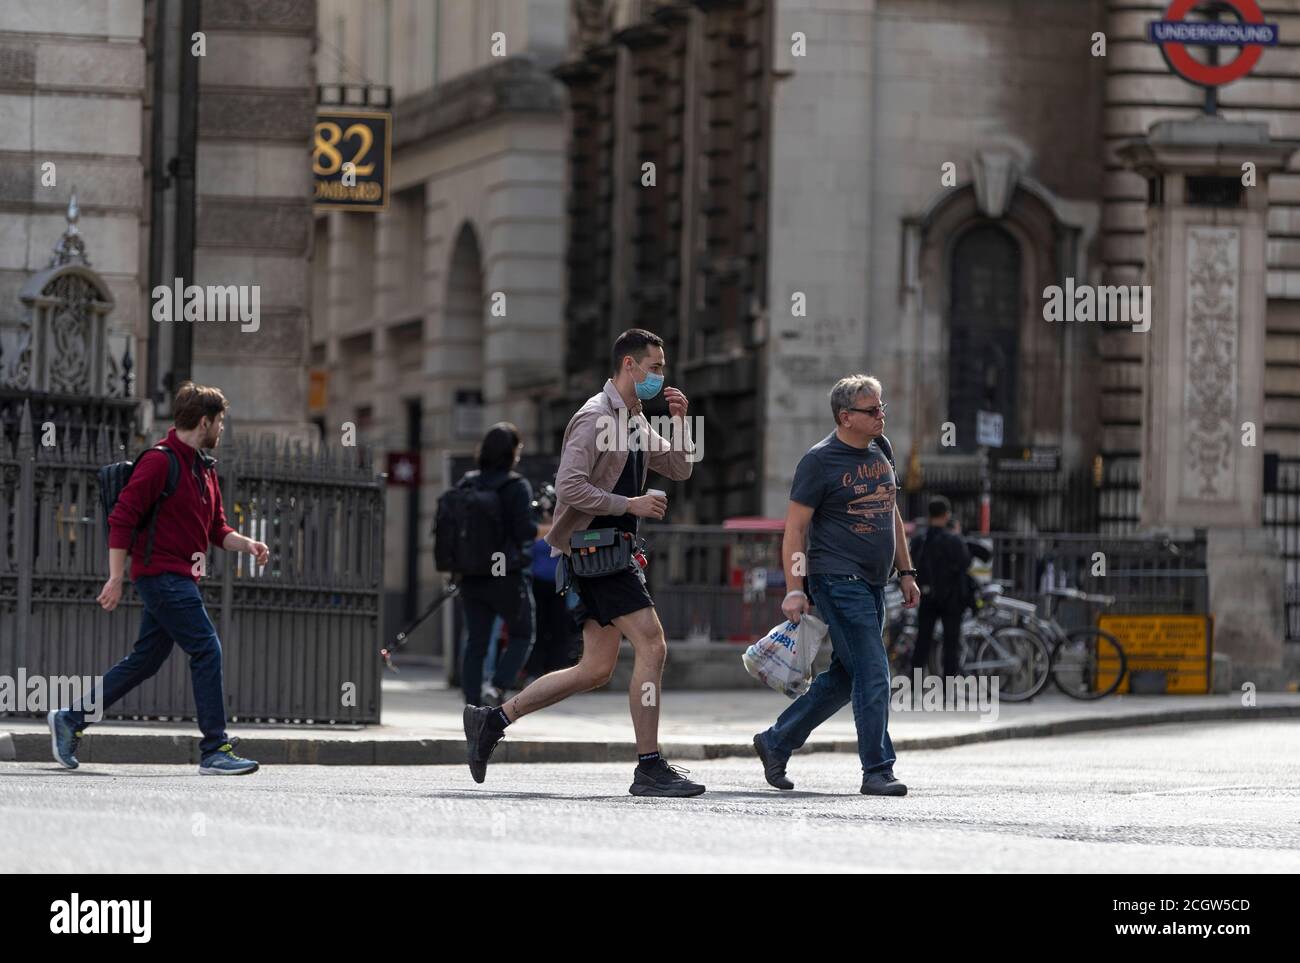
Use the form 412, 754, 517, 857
1147, 0, 1278, 88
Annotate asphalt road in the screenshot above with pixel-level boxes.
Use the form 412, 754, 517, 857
2, 720, 1296, 872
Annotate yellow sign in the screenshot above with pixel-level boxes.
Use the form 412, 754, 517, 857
313, 110, 391, 211
1097, 614, 1213, 694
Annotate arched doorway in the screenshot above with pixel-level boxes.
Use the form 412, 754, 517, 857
444, 222, 485, 442
947, 223, 1021, 452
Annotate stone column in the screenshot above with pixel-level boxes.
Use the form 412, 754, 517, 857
192, 0, 316, 442
1119, 117, 1297, 688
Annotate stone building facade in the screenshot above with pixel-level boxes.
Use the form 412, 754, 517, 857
557, 0, 1300, 681
558, 0, 1300, 516
0, 0, 317, 439
310, 0, 570, 633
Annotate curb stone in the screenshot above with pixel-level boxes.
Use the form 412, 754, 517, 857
3, 704, 1297, 767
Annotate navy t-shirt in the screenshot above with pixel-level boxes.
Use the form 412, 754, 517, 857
789, 433, 898, 586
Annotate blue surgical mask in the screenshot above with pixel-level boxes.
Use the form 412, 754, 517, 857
632, 360, 664, 400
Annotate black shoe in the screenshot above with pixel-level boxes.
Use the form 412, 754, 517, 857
753, 732, 794, 791
463, 705, 505, 784
629, 759, 706, 797
860, 769, 908, 796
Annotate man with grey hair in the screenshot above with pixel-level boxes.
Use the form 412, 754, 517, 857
753, 374, 920, 795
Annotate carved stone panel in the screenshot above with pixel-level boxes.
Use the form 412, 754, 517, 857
1181, 226, 1239, 501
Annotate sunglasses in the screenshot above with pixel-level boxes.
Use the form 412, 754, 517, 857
846, 404, 887, 417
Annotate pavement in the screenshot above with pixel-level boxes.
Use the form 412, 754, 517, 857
3, 719, 1297, 872
3, 663, 1299, 766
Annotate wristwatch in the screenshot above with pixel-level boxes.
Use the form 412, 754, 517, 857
897, 569, 918, 578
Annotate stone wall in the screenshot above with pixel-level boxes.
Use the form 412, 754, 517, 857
0, 0, 145, 380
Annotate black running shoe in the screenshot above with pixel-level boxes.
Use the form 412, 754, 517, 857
463, 705, 505, 784
753, 731, 794, 791
629, 759, 706, 797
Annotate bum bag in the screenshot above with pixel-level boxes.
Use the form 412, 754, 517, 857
568, 527, 638, 579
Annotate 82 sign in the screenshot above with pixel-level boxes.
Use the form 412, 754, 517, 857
313, 110, 391, 210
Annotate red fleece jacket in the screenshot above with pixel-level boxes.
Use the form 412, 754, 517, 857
107, 427, 236, 581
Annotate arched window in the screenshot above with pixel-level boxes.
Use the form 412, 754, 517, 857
948, 224, 1020, 452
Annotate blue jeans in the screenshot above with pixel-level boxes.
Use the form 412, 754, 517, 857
67, 572, 229, 756
764, 573, 896, 775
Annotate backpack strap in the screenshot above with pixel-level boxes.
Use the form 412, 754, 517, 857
875, 434, 897, 475
139, 446, 181, 567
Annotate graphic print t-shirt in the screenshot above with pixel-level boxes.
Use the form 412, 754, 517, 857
789, 432, 897, 586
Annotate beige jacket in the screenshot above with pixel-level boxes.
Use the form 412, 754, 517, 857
545, 379, 695, 556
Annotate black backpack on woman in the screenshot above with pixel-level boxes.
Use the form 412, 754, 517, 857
433, 470, 525, 576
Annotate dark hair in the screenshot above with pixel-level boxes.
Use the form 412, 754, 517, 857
927, 496, 952, 519
611, 328, 664, 376
172, 382, 228, 430
477, 422, 521, 472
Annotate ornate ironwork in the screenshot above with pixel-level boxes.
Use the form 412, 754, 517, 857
50, 192, 90, 268
4, 191, 123, 397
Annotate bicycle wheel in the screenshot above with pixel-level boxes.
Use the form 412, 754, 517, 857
885, 621, 946, 677
1052, 628, 1127, 699
974, 626, 1051, 702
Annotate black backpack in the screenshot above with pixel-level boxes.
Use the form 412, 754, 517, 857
433, 471, 524, 576
97, 445, 181, 566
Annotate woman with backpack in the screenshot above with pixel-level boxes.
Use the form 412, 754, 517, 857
452, 423, 546, 706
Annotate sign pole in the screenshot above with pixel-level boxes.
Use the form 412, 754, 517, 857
979, 443, 991, 535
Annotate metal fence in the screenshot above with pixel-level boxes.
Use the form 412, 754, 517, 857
897, 452, 1142, 535
1263, 454, 1300, 639
0, 399, 385, 724
641, 524, 1208, 642
981, 531, 1207, 631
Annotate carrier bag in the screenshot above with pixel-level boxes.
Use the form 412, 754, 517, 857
741, 613, 828, 698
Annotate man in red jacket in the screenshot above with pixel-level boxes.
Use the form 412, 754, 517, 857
48, 382, 269, 774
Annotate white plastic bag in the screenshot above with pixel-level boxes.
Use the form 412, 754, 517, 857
741, 613, 828, 698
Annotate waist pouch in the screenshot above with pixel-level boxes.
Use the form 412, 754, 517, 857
568, 527, 637, 579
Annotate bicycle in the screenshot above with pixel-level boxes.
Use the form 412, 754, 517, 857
1031, 586, 1129, 699
886, 582, 1051, 702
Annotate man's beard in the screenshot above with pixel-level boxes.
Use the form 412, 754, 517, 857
203, 428, 221, 449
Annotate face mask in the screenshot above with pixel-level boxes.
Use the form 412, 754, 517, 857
632, 360, 664, 400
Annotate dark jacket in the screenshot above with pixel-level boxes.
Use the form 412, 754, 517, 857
107, 427, 235, 581
908, 524, 971, 609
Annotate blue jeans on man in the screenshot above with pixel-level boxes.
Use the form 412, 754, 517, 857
65, 572, 229, 756
762, 572, 896, 775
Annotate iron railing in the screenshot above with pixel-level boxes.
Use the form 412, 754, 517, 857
1262, 454, 1300, 639
640, 524, 1207, 642
897, 453, 1142, 535
0, 400, 385, 724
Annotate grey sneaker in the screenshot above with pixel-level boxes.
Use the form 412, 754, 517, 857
199, 738, 259, 775
48, 710, 82, 769
753, 731, 794, 790
860, 769, 907, 796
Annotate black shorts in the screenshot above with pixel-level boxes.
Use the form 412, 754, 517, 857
571, 567, 653, 628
